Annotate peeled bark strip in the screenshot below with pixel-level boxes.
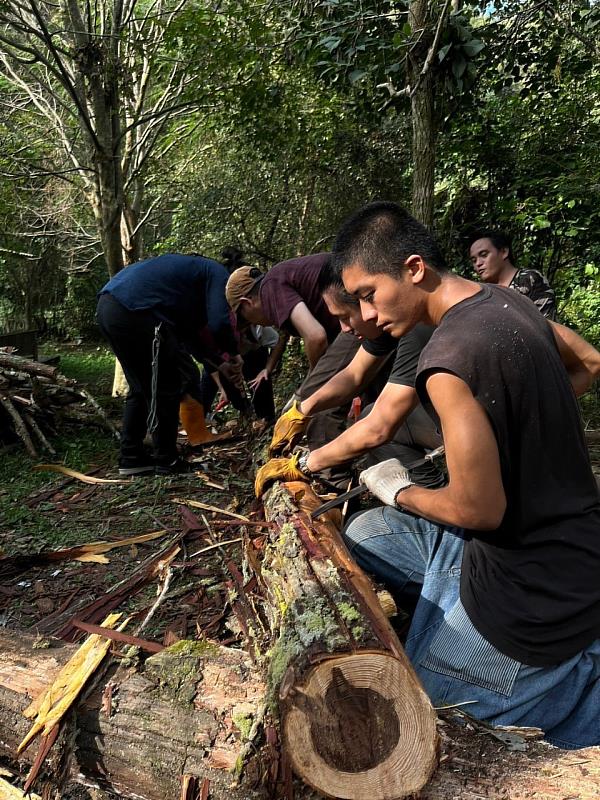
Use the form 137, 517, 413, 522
0, 631, 268, 800
258, 481, 438, 800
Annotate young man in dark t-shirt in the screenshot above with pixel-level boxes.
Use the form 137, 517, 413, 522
468, 229, 557, 319
226, 254, 343, 367
258, 267, 444, 491
327, 202, 599, 747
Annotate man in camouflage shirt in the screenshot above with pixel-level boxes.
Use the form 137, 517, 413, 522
469, 230, 556, 319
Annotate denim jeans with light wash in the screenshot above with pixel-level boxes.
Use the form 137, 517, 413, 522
342, 506, 600, 749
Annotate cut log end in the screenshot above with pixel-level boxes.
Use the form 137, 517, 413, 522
281, 652, 438, 800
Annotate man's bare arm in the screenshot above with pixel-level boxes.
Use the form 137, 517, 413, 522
300, 346, 386, 417
306, 382, 418, 472
550, 321, 600, 396
265, 332, 289, 376
289, 302, 329, 367
396, 372, 506, 530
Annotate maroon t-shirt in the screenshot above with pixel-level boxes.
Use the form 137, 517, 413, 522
259, 253, 340, 342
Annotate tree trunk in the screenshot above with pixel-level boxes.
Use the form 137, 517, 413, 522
409, 0, 436, 228
0, 631, 269, 800
112, 359, 129, 398
410, 69, 436, 227
255, 481, 438, 799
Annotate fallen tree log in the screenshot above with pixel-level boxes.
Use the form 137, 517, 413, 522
0, 632, 598, 800
254, 481, 438, 800
0, 631, 269, 800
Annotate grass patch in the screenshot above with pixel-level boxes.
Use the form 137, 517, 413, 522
0, 426, 118, 552
0, 344, 121, 552
40, 342, 115, 395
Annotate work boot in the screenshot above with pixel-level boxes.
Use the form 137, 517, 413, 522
179, 395, 221, 446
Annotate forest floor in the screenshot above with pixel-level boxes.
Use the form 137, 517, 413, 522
0, 342, 599, 800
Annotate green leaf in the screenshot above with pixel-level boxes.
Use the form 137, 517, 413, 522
452, 56, 467, 80
349, 69, 367, 84
462, 39, 485, 58
320, 36, 341, 52
438, 43, 452, 63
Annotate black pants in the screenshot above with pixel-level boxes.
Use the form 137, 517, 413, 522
198, 347, 276, 421
96, 293, 182, 463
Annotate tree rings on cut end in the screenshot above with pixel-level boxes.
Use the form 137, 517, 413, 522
282, 652, 438, 800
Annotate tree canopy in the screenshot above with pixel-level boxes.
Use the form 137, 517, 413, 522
0, 0, 598, 343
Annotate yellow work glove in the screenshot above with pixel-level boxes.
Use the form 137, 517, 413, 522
268, 400, 309, 456
255, 453, 308, 497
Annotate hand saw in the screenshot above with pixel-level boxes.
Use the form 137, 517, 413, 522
310, 444, 445, 519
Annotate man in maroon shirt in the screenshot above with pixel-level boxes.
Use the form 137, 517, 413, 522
226, 254, 364, 471
226, 253, 343, 367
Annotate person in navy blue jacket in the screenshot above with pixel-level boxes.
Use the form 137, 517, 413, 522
97, 253, 243, 475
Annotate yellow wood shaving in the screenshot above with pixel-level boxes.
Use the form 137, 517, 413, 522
18, 613, 127, 753
33, 464, 128, 484
74, 554, 109, 563
0, 776, 42, 800
172, 497, 250, 522
72, 529, 168, 560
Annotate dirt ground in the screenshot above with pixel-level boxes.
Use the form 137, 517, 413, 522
0, 396, 599, 799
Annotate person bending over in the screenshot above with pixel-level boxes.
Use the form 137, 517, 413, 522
258, 262, 444, 493
97, 253, 243, 475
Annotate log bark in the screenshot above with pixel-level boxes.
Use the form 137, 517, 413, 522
256, 481, 438, 799
0, 354, 61, 382
0, 631, 269, 800
0, 633, 598, 800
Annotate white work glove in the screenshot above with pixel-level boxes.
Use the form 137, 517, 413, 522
359, 458, 413, 507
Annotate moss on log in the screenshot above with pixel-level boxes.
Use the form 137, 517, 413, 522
258, 481, 438, 800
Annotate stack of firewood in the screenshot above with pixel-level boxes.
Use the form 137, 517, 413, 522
0, 352, 118, 456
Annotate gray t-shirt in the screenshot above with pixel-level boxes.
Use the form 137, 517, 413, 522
361, 325, 435, 387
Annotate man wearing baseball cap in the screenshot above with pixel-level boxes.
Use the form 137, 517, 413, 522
226, 254, 365, 477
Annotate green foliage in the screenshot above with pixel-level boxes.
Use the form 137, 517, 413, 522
0, 0, 598, 350
53, 347, 115, 392
560, 277, 600, 348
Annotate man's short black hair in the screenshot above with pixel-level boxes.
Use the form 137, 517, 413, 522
332, 201, 448, 278
317, 256, 359, 306
468, 229, 514, 264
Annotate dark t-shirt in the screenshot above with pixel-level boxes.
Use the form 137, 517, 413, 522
362, 325, 434, 387
416, 284, 600, 667
259, 253, 340, 342
509, 268, 556, 319
99, 253, 238, 357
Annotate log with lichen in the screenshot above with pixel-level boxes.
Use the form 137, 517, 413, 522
253, 481, 438, 800
0, 631, 269, 800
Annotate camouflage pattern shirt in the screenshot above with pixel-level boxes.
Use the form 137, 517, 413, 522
509, 268, 556, 319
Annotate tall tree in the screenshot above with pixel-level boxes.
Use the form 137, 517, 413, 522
0, 0, 210, 275
280, 0, 482, 225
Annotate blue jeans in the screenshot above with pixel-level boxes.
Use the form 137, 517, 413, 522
343, 507, 600, 749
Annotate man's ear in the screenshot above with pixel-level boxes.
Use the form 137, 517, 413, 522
405, 254, 427, 284
500, 247, 510, 262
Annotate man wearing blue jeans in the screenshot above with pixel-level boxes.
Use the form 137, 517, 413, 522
332, 202, 600, 749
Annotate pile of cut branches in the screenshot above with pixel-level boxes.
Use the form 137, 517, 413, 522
0, 352, 118, 457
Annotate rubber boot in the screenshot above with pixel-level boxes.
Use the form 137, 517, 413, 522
179, 395, 220, 446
